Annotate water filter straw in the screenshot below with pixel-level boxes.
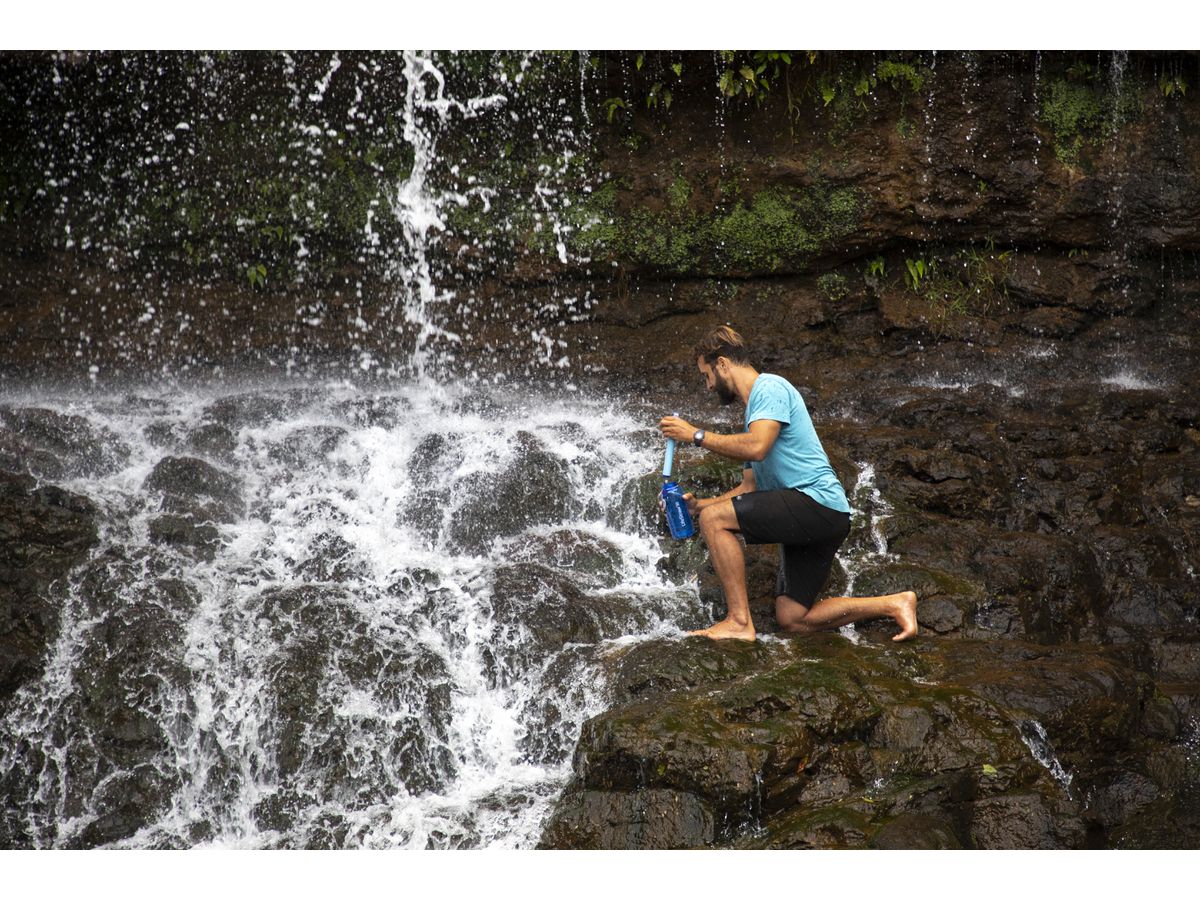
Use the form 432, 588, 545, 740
661, 411, 695, 539
662, 414, 678, 480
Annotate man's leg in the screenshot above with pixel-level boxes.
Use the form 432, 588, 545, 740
775, 592, 919, 641
691, 499, 756, 641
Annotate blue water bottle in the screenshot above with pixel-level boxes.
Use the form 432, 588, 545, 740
661, 412, 695, 540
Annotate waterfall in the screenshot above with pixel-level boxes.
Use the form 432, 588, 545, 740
1019, 719, 1073, 793
0, 382, 699, 848
1, 49, 683, 848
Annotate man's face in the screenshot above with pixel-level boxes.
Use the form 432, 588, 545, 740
698, 357, 737, 405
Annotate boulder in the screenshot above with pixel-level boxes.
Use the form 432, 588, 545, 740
143, 455, 244, 521
446, 432, 575, 553
0, 471, 98, 699
0, 408, 130, 480
543, 635, 1168, 849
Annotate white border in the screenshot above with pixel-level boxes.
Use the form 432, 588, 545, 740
4, 2, 1194, 50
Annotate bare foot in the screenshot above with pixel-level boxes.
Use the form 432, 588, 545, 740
689, 618, 756, 642
891, 591, 919, 641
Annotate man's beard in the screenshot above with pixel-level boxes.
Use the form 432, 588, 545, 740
715, 375, 737, 405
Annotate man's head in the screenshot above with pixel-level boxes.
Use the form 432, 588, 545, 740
692, 325, 751, 405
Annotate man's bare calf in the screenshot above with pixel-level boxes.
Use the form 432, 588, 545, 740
688, 500, 757, 641
775, 590, 919, 641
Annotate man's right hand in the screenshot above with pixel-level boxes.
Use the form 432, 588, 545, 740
683, 492, 699, 515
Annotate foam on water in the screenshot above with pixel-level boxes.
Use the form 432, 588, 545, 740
0, 379, 700, 848
1101, 370, 1161, 391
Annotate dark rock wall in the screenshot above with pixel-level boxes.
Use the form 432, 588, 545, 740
2, 51, 1199, 379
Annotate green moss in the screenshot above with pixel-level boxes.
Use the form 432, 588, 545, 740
1038, 77, 1143, 170
817, 272, 849, 302
569, 180, 861, 275
667, 175, 691, 211
1039, 80, 1105, 167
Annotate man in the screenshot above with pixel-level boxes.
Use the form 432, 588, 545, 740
659, 325, 918, 642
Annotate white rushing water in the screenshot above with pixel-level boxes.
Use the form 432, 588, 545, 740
0, 380, 700, 848
1019, 719, 1073, 793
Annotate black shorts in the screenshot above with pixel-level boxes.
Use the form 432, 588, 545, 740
732, 489, 851, 608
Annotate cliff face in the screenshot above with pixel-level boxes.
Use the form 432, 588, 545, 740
2, 52, 1199, 380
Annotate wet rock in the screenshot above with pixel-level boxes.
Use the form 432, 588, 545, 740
73, 592, 190, 764
0, 471, 98, 698
252, 787, 308, 836
611, 468, 675, 536
290, 532, 368, 583
657, 531, 707, 582
147, 514, 222, 561
334, 394, 412, 429
516, 645, 606, 766
879, 445, 1010, 521
143, 455, 245, 523
538, 789, 714, 849
0, 425, 65, 480
870, 812, 965, 849
201, 392, 293, 429
1016, 306, 1089, 338
1152, 640, 1200, 682
504, 529, 625, 588
75, 764, 180, 848
968, 793, 1087, 849
142, 420, 183, 450
268, 425, 347, 467
545, 634, 1161, 849
0, 407, 130, 479
1004, 252, 1154, 317
928, 641, 1149, 758
487, 563, 658, 665
185, 422, 237, 459
447, 432, 575, 553
258, 585, 457, 799
853, 562, 984, 637
1080, 768, 1161, 832
603, 637, 776, 706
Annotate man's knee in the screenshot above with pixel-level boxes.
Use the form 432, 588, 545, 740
699, 500, 738, 534
775, 595, 809, 631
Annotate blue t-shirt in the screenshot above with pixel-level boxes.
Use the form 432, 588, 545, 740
744, 374, 851, 514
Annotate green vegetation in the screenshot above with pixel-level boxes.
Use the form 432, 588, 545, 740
875, 60, 929, 93
1037, 65, 1143, 170
866, 242, 1015, 334
603, 97, 627, 122
667, 176, 692, 210
563, 179, 861, 274
817, 272, 849, 302
717, 51, 795, 105
1039, 79, 1106, 168
904, 258, 928, 293
1159, 74, 1188, 98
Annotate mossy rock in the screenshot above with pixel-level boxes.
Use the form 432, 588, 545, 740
852, 562, 986, 636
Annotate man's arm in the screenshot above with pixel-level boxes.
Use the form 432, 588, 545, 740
688, 467, 756, 513
659, 416, 781, 462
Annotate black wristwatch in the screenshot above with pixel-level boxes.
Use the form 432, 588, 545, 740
693, 429, 706, 447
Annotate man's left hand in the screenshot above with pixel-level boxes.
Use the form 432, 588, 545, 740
659, 415, 695, 442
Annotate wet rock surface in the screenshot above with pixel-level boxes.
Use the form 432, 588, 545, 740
543, 635, 1197, 849
0, 469, 98, 700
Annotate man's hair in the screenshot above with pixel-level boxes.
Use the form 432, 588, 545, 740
693, 324, 751, 367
